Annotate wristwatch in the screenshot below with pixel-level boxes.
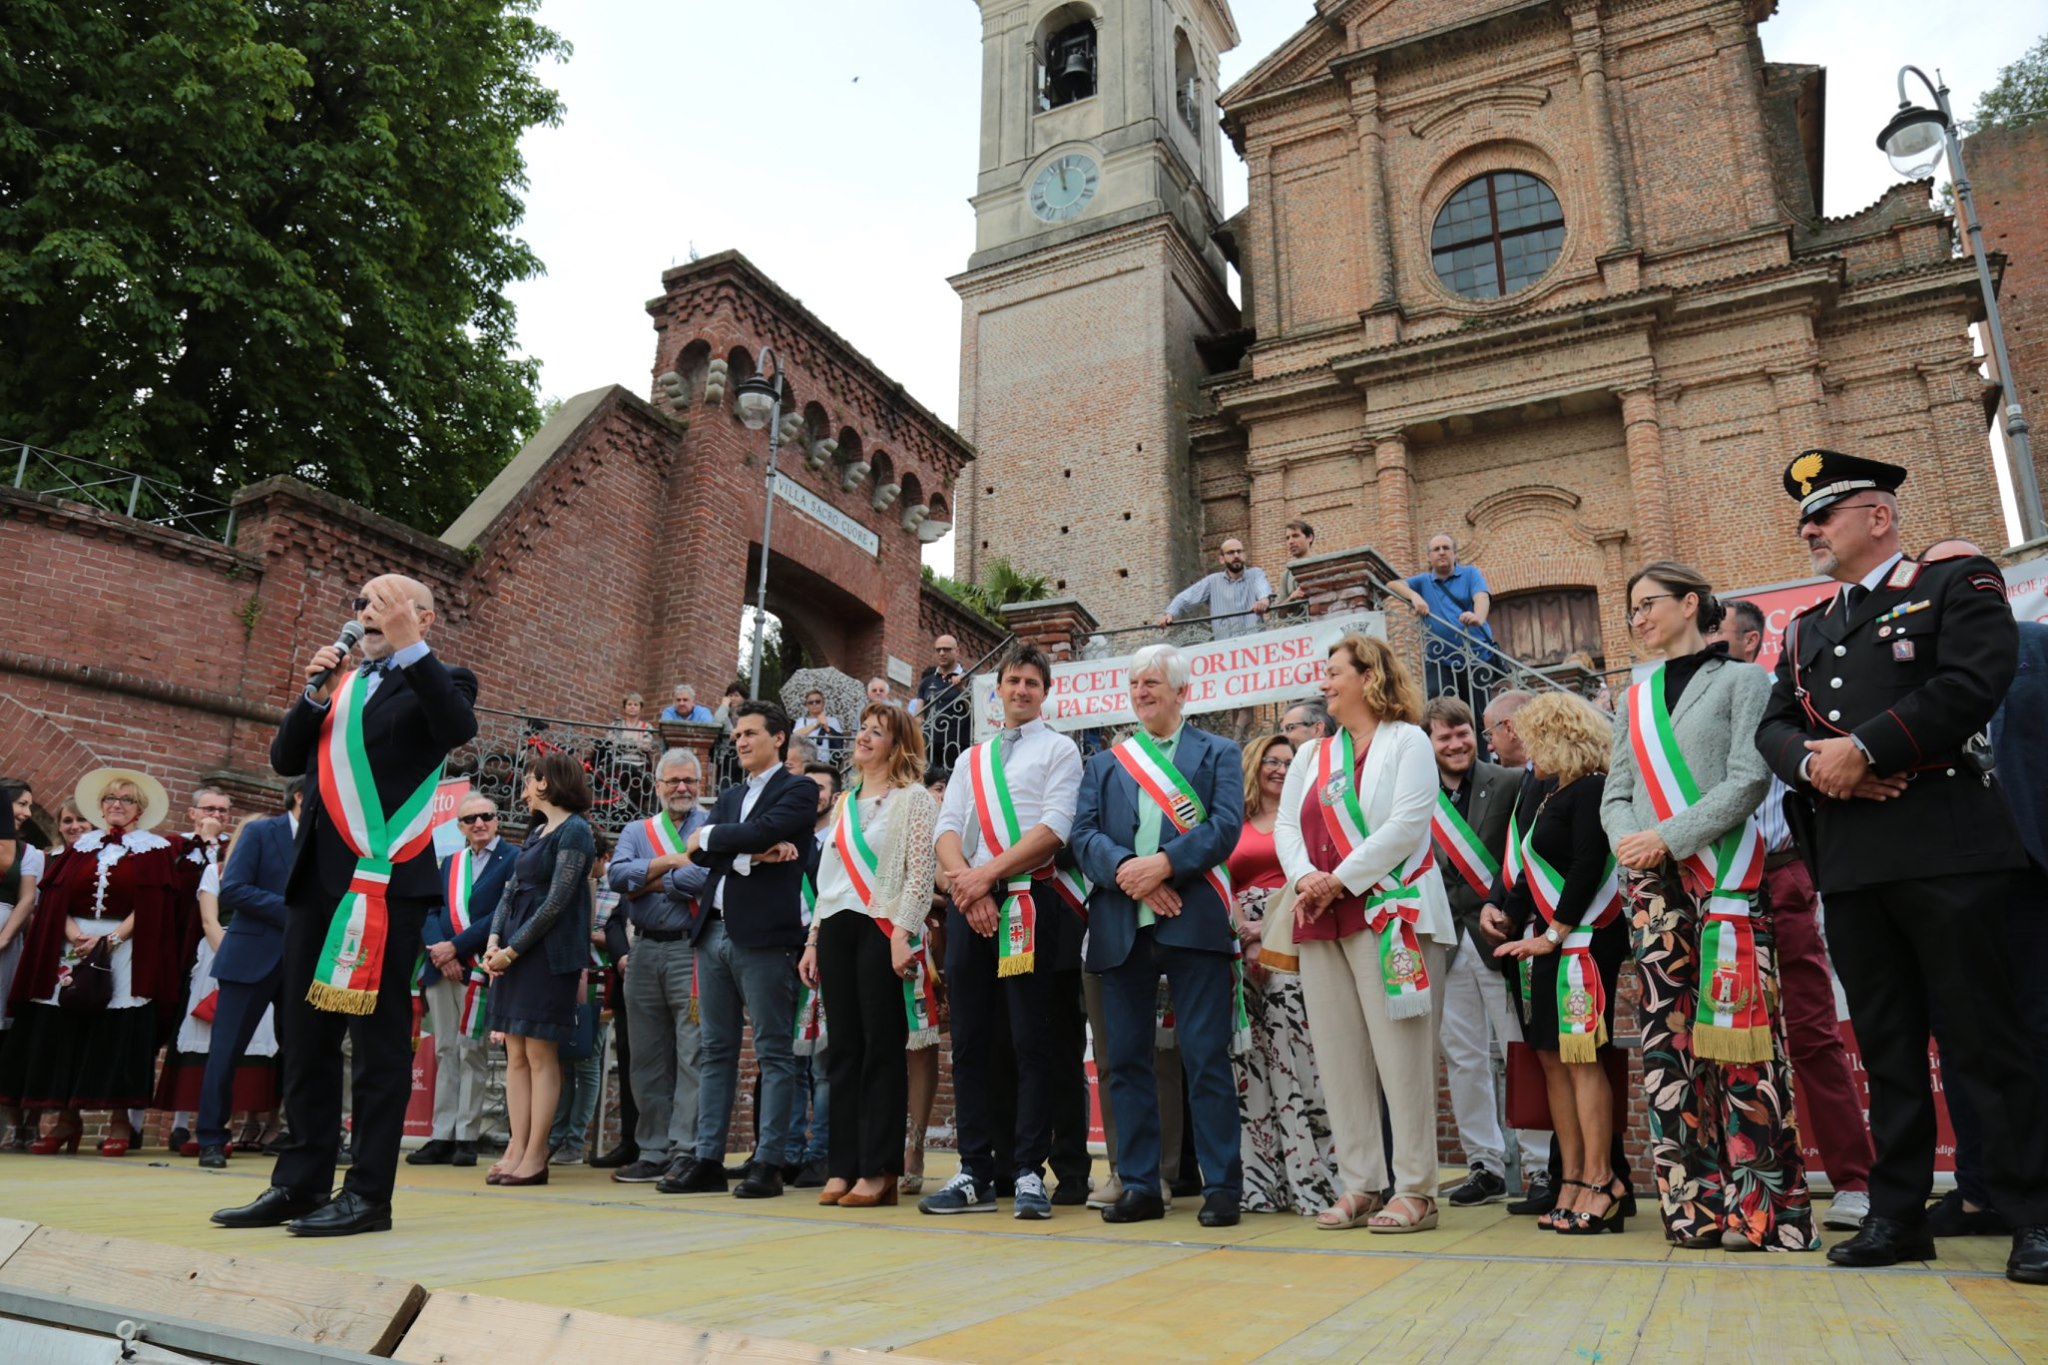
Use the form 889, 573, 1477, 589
1543, 925, 1563, 946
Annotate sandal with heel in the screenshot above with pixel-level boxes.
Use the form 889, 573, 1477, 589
1538, 1180, 1586, 1231
1559, 1177, 1627, 1235
1367, 1193, 1439, 1234
1316, 1190, 1384, 1230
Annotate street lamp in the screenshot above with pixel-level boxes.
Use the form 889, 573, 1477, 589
735, 349, 785, 699
1878, 65, 2043, 544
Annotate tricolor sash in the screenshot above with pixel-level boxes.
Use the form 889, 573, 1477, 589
795, 977, 827, 1055
642, 808, 688, 858
311, 667, 446, 1015
832, 782, 939, 1036
1625, 665, 1773, 1062
1314, 731, 1437, 1019
1042, 864, 1091, 920
966, 739, 1036, 976
1431, 791, 1501, 900
1520, 821, 1621, 1064
1108, 730, 1234, 909
444, 850, 491, 1038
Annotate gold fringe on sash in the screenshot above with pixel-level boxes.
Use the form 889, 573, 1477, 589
1693, 1022, 1774, 1064
997, 951, 1034, 978
1557, 1021, 1605, 1066
306, 981, 378, 1016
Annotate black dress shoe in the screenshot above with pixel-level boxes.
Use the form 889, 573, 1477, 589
792, 1159, 828, 1189
1927, 1188, 2006, 1237
451, 1141, 478, 1168
406, 1139, 456, 1166
1507, 1173, 1557, 1216
590, 1143, 640, 1170
723, 1162, 751, 1180
288, 1190, 392, 1237
1827, 1216, 1936, 1267
1198, 1192, 1241, 1228
2009, 1226, 2048, 1285
168, 1127, 191, 1153
197, 1144, 228, 1170
1101, 1188, 1167, 1224
1050, 1181, 1091, 1207
212, 1186, 328, 1229
733, 1161, 785, 1199
1169, 1174, 1202, 1200
657, 1155, 727, 1194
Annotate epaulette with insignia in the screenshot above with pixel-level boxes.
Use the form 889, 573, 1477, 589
1886, 560, 1921, 590
1967, 570, 2007, 597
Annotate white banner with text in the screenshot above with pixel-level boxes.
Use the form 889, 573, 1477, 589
971, 612, 1384, 739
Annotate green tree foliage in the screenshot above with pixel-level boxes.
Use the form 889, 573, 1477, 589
920, 557, 1051, 624
0, 2, 567, 531
1973, 33, 2048, 130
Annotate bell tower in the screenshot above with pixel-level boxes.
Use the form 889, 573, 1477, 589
953, 0, 1240, 619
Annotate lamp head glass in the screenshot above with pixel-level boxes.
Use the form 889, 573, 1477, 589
1878, 104, 1947, 179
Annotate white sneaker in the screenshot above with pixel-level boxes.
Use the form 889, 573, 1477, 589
1823, 1189, 1870, 1231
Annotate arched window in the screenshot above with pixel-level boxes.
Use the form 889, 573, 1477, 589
674, 340, 710, 405
1173, 30, 1199, 133
1430, 171, 1565, 300
1036, 7, 1097, 111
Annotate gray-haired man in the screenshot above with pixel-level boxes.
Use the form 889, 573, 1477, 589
605, 748, 710, 1183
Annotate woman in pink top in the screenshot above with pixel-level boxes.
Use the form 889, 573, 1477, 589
1227, 734, 1339, 1215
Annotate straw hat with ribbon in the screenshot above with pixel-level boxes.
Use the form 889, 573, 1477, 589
75, 767, 172, 832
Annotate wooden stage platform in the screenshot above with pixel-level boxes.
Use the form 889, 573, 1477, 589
1, 1151, 2043, 1362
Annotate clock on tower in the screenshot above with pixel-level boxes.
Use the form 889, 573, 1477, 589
952, 0, 1241, 620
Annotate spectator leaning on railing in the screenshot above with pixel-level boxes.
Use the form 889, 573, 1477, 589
1156, 538, 1274, 641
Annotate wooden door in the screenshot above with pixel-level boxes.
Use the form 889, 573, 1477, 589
1491, 588, 1603, 668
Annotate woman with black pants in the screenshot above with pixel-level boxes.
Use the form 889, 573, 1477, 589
800, 703, 935, 1208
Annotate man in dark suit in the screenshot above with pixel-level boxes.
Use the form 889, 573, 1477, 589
407, 792, 517, 1169
213, 574, 477, 1237
657, 700, 816, 1199
1755, 451, 2048, 1283
1423, 695, 1525, 1207
195, 780, 303, 1168
1072, 643, 1245, 1227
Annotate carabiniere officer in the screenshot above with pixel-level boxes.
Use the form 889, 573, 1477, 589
1754, 448, 2048, 1286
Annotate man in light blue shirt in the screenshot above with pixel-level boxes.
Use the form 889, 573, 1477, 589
1156, 539, 1274, 640
1391, 532, 1496, 712
660, 683, 714, 724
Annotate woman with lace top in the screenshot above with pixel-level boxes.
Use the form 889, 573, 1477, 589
0, 768, 195, 1156
483, 750, 596, 1187
800, 703, 935, 1208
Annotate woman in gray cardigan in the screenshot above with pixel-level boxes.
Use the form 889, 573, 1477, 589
1604, 562, 1817, 1254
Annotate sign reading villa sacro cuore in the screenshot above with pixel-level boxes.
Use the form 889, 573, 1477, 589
971, 612, 1385, 739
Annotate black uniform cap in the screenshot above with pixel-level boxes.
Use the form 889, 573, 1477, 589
1784, 449, 1908, 524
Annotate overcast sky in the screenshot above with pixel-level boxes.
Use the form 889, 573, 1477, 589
503, 2, 2043, 574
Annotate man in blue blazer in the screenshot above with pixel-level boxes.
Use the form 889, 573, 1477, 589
198, 780, 303, 1167
408, 792, 518, 1168
1072, 643, 1245, 1226
659, 700, 818, 1199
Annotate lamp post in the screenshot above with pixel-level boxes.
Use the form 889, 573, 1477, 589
734, 348, 785, 699
1877, 65, 2044, 544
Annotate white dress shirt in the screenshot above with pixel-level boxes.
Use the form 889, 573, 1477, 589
701, 765, 779, 910
303, 639, 431, 705
935, 717, 1082, 863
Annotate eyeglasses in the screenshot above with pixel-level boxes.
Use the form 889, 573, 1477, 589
1258, 757, 1292, 771
1628, 594, 1678, 622
656, 777, 699, 788
101, 795, 140, 807
1803, 500, 1882, 528
457, 812, 497, 825
196, 806, 231, 818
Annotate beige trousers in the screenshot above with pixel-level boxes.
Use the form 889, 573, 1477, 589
1298, 931, 1447, 1202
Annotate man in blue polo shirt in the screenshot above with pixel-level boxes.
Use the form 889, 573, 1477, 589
1390, 532, 1496, 714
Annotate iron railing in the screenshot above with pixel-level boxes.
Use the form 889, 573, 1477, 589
905, 631, 1014, 778
447, 705, 661, 837
5, 440, 237, 542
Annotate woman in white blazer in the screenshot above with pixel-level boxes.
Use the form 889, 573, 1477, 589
1276, 633, 1456, 1232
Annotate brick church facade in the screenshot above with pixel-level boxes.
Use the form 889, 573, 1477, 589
959, 0, 2011, 674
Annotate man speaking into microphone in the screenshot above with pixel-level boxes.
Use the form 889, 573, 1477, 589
214, 575, 477, 1237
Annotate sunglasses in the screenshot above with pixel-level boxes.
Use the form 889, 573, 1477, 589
1802, 500, 1881, 529
457, 812, 497, 825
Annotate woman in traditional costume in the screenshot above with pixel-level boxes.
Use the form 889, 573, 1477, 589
801, 703, 935, 1209
1275, 633, 1456, 1233
1604, 561, 1816, 1251
0, 768, 194, 1155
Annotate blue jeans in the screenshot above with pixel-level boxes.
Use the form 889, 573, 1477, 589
782, 1047, 829, 1166
692, 919, 801, 1165
550, 1023, 604, 1151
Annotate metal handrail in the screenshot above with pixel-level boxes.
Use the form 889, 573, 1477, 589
5, 439, 237, 542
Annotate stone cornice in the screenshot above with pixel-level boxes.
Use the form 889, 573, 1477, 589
0, 485, 258, 577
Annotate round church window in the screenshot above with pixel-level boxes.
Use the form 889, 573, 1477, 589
1430, 172, 1565, 300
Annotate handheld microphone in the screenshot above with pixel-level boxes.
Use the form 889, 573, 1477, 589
308, 620, 368, 691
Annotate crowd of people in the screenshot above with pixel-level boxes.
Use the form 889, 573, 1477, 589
2, 450, 2044, 1287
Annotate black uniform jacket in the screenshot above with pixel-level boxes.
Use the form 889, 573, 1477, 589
1755, 553, 2029, 895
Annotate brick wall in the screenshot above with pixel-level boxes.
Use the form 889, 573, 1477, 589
1967, 121, 2048, 519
